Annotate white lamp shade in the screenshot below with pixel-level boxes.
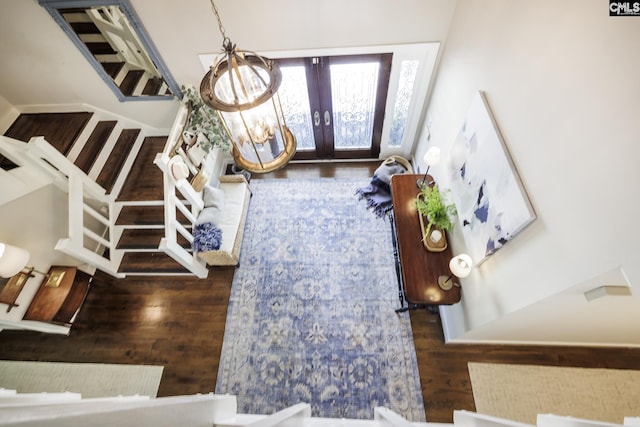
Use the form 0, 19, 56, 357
423, 146, 441, 167
0, 243, 30, 278
449, 254, 472, 279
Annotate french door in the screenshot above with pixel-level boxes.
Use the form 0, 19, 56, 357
276, 54, 392, 160
199, 43, 441, 160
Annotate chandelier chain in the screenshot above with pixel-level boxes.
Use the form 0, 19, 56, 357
209, 0, 226, 41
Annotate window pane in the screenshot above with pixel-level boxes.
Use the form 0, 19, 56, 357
330, 62, 379, 149
278, 66, 315, 151
388, 60, 419, 147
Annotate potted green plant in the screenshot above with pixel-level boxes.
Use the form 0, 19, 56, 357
181, 85, 231, 153
415, 184, 457, 251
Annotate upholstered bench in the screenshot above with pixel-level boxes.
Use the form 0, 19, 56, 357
196, 174, 251, 266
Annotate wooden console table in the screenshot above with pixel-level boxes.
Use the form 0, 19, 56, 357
390, 174, 461, 311
23, 266, 91, 326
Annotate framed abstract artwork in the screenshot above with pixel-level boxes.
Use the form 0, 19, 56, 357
449, 91, 535, 264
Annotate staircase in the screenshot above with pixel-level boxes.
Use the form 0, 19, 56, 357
114, 136, 194, 276
1, 109, 203, 277
59, 6, 170, 97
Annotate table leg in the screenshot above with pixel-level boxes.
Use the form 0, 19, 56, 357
389, 212, 405, 309
395, 303, 439, 314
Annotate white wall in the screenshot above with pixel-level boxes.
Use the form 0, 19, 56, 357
0, 95, 14, 121
0, 0, 456, 126
418, 0, 640, 346
0, 185, 85, 326
132, 0, 457, 88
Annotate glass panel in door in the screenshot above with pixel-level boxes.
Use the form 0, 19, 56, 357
278, 65, 315, 152
388, 59, 419, 147
330, 61, 379, 150
276, 53, 391, 160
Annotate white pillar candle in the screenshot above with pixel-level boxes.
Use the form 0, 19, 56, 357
430, 229, 443, 243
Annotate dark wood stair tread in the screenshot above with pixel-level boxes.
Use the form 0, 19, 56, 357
118, 252, 192, 274
96, 128, 140, 194
67, 21, 100, 34
74, 120, 116, 173
143, 77, 163, 96
117, 228, 190, 250
117, 137, 166, 202
4, 112, 93, 155
102, 62, 125, 79
85, 42, 116, 55
119, 70, 145, 96
116, 205, 190, 227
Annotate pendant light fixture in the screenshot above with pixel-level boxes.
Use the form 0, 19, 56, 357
199, 0, 296, 173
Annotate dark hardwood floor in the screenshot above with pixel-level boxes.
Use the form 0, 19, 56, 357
1, 161, 639, 422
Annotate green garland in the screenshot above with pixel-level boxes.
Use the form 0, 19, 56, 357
181, 85, 231, 153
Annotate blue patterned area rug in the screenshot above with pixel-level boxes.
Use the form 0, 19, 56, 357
215, 178, 425, 421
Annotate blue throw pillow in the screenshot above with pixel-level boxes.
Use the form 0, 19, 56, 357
192, 222, 223, 252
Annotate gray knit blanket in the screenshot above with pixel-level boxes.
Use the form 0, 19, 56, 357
356, 160, 410, 218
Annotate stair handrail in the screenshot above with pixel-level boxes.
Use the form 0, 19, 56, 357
27, 136, 108, 197
454, 410, 534, 427
86, 6, 161, 78
22, 136, 125, 278
154, 103, 208, 278
244, 403, 311, 427
374, 407, 419, 427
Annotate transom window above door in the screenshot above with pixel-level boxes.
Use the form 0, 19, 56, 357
200, 43, 440, 160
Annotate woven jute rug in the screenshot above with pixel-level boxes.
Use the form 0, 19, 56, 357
0, 361, 163, 398
468, 362, 640, 424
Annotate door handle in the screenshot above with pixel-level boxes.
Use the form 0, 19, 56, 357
314, 111, 320, 127
324, 111, 331, 126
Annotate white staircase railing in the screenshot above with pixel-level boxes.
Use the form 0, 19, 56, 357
0, 136, 55, 206
19, 136, 125, 278
154, 104, 208, 278
86, 6, 161, 78
375, 407, 422, 427
0, 393, 235, 426
454, 410, 533, 427
243, 403, 311, 427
